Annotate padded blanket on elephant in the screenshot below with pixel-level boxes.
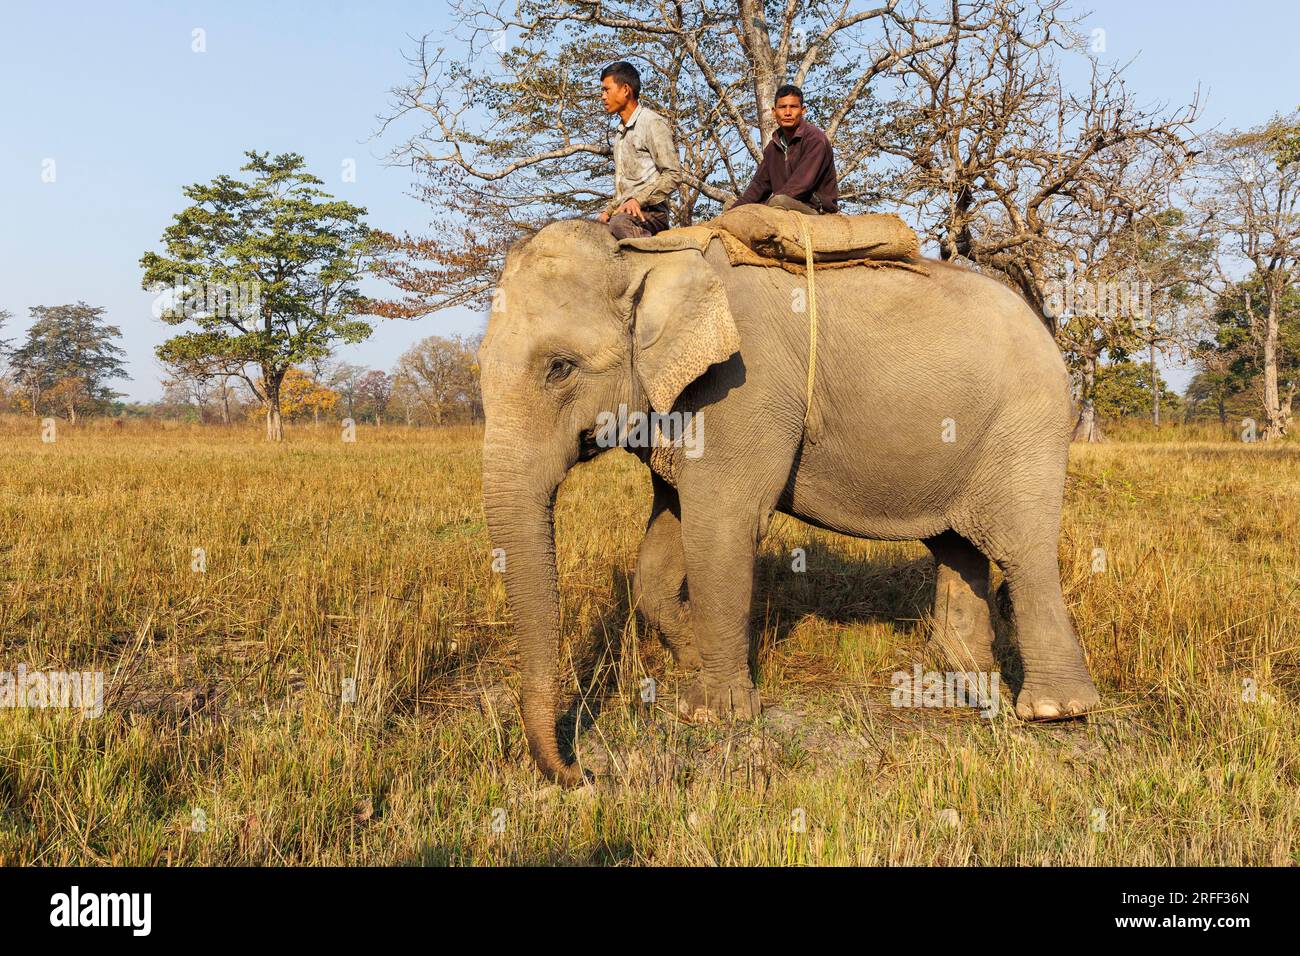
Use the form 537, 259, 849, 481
619, 215, 927, 278
715, 205, 920, 262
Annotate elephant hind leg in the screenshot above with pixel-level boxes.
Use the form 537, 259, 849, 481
924, 530, 997, 672
999, 540, 1099, 719
955, 502, 1099, 721
633, 476, 702, 671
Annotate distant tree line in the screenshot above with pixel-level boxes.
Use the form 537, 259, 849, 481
0, 303, 483, 428
150, 333, 484, 427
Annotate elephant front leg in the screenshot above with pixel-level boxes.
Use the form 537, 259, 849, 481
633, 475, 702, 671
674, 507, 763, 723
925, 531, 997, 672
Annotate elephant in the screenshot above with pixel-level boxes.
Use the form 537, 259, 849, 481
478, 218, 1100, 785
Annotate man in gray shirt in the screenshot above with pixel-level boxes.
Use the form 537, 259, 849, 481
596, 62, 680, 239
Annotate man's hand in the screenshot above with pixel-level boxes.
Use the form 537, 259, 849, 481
618, 197, 646, 222
597, 210, 611, 223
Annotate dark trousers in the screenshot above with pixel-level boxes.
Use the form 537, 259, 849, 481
606, 204, 670, 239
722, 194, 824, 215
765, 194, 821, 215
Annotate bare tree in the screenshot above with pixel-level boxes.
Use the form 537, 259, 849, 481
160, 364, 213, 418
389, 373, 420, 426
355, 369, 393, 426
874, 0, 1201, 331
392, 333, 482, 425
374, 0, 973, 315
1125, 210, 1214, 428
1049, 137, 1206, 441
160, 358, 250, 424
321, 361, 367, 420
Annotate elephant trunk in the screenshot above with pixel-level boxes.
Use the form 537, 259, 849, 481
481, 425, 583, 786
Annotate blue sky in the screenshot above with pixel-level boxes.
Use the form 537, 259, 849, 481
1, 0, 1296, 400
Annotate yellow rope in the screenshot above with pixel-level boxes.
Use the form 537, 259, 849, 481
795, 214, 818, 432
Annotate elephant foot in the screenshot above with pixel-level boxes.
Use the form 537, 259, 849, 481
676, 677, 762, 724
1014, 676, 1100, 721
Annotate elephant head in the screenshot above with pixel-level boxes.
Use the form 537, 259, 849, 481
477, 220, 739, 784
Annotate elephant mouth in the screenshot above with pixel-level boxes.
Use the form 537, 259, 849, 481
577, 427, 604, 461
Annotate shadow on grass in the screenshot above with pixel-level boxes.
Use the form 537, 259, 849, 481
752, 539, 935, 643
550, 530, 1038, 766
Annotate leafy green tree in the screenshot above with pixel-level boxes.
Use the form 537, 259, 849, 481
1184, 368, 1254, 425
141, 151, 377, 441
1093, 360, 1177, 421
8, 302, 127, 421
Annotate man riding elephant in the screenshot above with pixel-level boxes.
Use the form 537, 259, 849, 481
596, 61, 681, 239
727, 83, 839, 215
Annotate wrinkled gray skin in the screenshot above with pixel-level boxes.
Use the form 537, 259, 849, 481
479, 220, 1100, 785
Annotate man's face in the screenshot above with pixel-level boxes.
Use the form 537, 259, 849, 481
772, 94, 804, 131
600, 77, 633, 115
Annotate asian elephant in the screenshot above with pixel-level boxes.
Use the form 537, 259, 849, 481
478, 219, 1099, 785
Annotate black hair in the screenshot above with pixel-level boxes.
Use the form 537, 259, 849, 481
774, 84, 804, 104
600, 62, 641, 99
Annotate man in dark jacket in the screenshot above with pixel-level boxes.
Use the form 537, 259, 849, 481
730, 84, 838, 215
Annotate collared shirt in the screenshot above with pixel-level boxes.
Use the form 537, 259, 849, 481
736, 118, 839, 213
606, 104, 681, 214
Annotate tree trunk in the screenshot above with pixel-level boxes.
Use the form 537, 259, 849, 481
264, 373, 285, 442
266, 404, 283, 441
1261, 296, 1284, 440
221, 387, 230, 425
738, 0, 778, 145
1149, 340, 1160, 428
1072, 354, 1104, 442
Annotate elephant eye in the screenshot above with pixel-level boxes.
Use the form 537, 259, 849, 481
546, 357, 577, 384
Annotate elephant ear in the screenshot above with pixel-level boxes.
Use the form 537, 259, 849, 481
621, 248, 741, 414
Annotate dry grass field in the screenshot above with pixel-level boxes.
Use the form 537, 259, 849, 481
0, 415, 1296, 865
